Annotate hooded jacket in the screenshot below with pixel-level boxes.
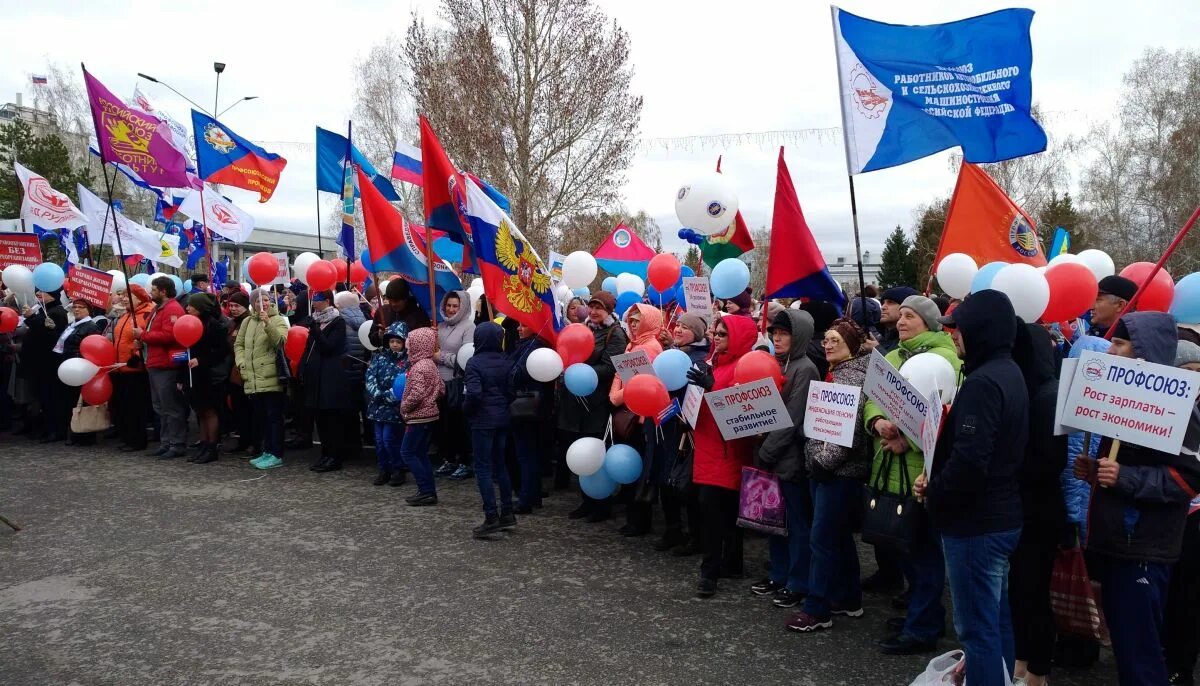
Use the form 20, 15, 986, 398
234, 301, 290, 395
400, 327, 444, 423
463, 322, 514, 429
111, 299, 154, 374
927, 289, 1028, 537
1012, 323, 1068, 528
556, 313, 628, 435
1088, 312, 1200, 563
1063, 336, 1112, 535
757, 309, 820, 483
338, 301, 368, 382
610, 304, 664, 407
805, 351, 873, 482
364, 322, 408, 423
436, 290, 475, 382
300, 307, 350, 410
693, 314, 759, 490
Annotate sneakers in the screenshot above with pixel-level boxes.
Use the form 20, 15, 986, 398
696, 578, 717, 598
449, 464, 473, 480
373, 470, 391, 486
254, 455, 284, 470
785, 611, 833, 633
751, 579, 784, 596
249, 453, 269, 468
406, 492, 438, 506
772, 588, 803, 609
434, 462, 457, 477
832, 605, 864, 618
473, 515, 502, 538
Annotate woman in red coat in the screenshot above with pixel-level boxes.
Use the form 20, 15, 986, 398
686, 314, 758, 597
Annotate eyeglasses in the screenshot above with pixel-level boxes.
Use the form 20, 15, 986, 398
713, 329, 728, 337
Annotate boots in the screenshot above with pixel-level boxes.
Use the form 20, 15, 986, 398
388, 471, 408, 487
373, 470, 391, 486
312, 456, 342, 473
473, 514, 502, 538
187, 441, 210, 462
193, 443, 219, 464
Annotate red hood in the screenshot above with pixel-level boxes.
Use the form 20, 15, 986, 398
712, 314, 757, 368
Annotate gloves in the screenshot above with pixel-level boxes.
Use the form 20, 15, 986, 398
686, 363, 714, 391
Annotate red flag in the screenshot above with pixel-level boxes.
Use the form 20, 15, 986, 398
934, 163, 1046, 269
419, 115, 471, 242
765, 147, 845, 307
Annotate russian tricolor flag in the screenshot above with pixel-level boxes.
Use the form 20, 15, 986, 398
392, 141, 423, 186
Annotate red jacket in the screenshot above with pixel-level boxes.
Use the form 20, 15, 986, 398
692, 314, 758, 491
141, 298, 186, 369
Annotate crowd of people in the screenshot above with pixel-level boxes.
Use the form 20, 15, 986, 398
2, 269, 1199, 686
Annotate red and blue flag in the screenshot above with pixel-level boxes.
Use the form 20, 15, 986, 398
765, 147, 845, 308
191, 111, 287, 202
594, 223, 656, 279
420, 115, 471, 244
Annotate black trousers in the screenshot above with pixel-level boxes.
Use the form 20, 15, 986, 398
435, 396, 470, 465
1009, 521, 1060, 676
111, 373, 150, 449
228, 382, 253, 449
314, 410, 350, 463
698, 484, 742, 581
1165, 511, 1200, 678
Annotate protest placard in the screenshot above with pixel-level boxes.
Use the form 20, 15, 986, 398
66, 265, 113, 310
862, 349, 930, 445
1062, 350, 1200, 454
268, 252, 291, 286
548, 251, 565, 283
612, 350, 654, 383
1053, 358, 1080, 436
682, 384, 704, 428
704, 378, 794, 440
920, 389, 943, 475
682, 277, 712, 321
802, 380, 861, 448
0, 232, 43, 269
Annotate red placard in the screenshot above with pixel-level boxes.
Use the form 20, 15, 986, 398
0, 232, 43, 269
66, 265, 113, 309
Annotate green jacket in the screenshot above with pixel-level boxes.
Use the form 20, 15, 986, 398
862, 330, 963, 494
234, 304, 289, 395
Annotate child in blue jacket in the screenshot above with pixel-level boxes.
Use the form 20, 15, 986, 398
462, 322, 516, 538
365, 322, 408, 486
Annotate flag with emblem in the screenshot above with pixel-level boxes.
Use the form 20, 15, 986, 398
933, 162, 1045, 270
594, 223, 656, 279
83, 66, 191, 187
178, 188, 255, 244
14, 161, 88, 233
420, 115, 471, 243
78, 184, 181, 267
191, 110, 287, 202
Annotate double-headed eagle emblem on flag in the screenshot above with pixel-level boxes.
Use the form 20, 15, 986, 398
495, 218, 550, 314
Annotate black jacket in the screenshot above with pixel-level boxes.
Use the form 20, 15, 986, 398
556, 318, 627, 435
927, 290, 1028, 537
508, 333, 553, 422
62, 318, 100, 360
24, 299, 68, 371
463, 323, 514, 430
186, 315, 232, 389
301, 314, 351, 410
1012, 323, 1068, 528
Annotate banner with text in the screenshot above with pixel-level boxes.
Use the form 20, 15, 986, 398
66, 265, 113, 310
704, 378, 794, 440
862, 349, 929, 446
682, 277, 712, 321
803, 380, 861, 448
0, 232, 43, 269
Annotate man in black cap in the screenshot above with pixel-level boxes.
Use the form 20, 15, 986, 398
1088, 275, 1137, 337
369, 279, 432, 348
877, 286, 918, 354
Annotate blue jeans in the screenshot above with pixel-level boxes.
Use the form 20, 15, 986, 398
942, 528, 1021, 686
903, 524, 947, 642
401, 422, 435, 496
768, 478, 812, 593
374, 421, 404, 472
512, 428, 542, 508
802, 478, 862, 618
472, 428, 513, 516
1089, 553, 1171, 685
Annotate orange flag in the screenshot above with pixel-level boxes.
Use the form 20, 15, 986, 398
933, 163, 1046, 271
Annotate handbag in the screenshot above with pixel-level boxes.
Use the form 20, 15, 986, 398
669, 432, 695, 494
509, 390, 541, 422
1049, 545, 1111, 644
736, 466, 787, 536
611, 405, 639, 442
274, 346, 291, 383
445, 372, 465, 410
71, 397, 111, 433
861, 446, 922, 555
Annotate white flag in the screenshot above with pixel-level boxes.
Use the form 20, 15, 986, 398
77, 185, 182, 268
15, 161, 87, 232
178, 187, 255, 244
130, 84, 192, 159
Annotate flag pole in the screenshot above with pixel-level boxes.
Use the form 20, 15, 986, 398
99, 162, 131, 288
847, 174, 868, 317
314, 189, 324, 258
425, 221, 437, 331
342, 121, 356, 284
828, 14, 867, 321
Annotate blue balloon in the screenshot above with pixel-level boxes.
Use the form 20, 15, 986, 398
391, 372, 407, 399
572, 286, 590, 298
646, 284, 676, 307
602, 276, 618, 295
32, 263, 64, 292
674, 286, 687, 311
676, 265, 695, 289
710, 258, 750, 299
169, 274, 184, 296
580, 469, 617, 499
970, 261, 1008, 293
653, 348, 692, 391
564, 363, 598, 396
1170, 272, 1200, 324
615, 291, 641, 317
129, 273, 152, 288
604, 444, 643, 485
182, 279, 192, 294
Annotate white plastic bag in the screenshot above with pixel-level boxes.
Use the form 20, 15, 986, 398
908, 650, 964, 686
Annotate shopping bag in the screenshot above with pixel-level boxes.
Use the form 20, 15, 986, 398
1049, 546, 1110, 644
907, 650, 963, 685
70, 398, 111, 433
736, 466, 786, 536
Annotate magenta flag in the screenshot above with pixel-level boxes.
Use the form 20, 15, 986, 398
83, 67, 189, 187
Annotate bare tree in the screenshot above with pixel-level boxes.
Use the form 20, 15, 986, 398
31, 61, 91, 166
744, 225, 771, 297
555, 208, 659, 262
404, 0, 643, 253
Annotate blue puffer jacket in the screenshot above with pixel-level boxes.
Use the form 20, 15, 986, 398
364, 322, 408, 423
463, 322, 514, 430
1062, 335, 1111, 537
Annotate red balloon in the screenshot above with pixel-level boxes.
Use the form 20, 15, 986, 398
174, 314, 204, 348
555, 323, 595, 366
1119, 262, 1175, 312
285, 325, 309, 362
330, 258, 349, 282
80, 371, 113, 405
349, 260, 369, 284
735, 350, 785, 391
306, 260, 337, 291
247, 251, 279, 285
625, 374, 669, 418
0, 306, 18, 334
80, 334, 116, 367
647, 253, 682, 293
1042, 263, 1098, 322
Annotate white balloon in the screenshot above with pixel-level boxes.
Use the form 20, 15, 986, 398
1047, 253, 1083, 268
293, 252, 320, 285
935, 253, 978, 299
566, 436, 606, 476
1076, 249, 1115, 281
527, 347, 565, 382
358, 320, 378, 351
241, 282, 252, 294
456, 342, 475, 370
334, 291, 359, 310
553, 283, 572, 304
106, 270, 127, 293
562, 251, 598, 289
899, 352, 958, 405
57, 357, 99, 387
992, 263, 1051, 322
2, 265, 34, 294
675, 172, 739, 235
790, 300, 803, 310
615, 273, 645, 297
467, 280, 485, 302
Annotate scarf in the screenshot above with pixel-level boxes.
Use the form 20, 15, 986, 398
54, 316, 91, 354
311, 306, 340, 329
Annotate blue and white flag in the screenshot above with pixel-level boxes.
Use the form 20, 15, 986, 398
832, 7, 1047, 174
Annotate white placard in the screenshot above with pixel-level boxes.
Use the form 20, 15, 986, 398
920, 389, 943, 476
682, 384, 705, 429
682, 277, 712, 321
1062, 350, 1200, 454
704, 378, 794, 440
612, 350, 654, 383
862, 349, 930, 446
268, 252, 291, 286
1053, 358, 1080, 436
802, 380, 861, 448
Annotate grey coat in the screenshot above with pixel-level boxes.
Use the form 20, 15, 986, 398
757, 309, 820, 483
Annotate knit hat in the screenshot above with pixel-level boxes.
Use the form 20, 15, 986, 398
127, 284, 150, 306
227, 291, 250, 308
678, 312, 707, 341
1098, 275, 1137, 302
1176, 340, 1200, 367
881, 286, 919, 305
385, 278, 412, 302
588, 290, 616, 314
829, 317, 865, 356
730, 288, 754, 312
901, 295, 943, 332
187, 292, 218, 318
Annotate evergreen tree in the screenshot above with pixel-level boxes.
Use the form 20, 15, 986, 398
1037, 189, 1084, 249
0, 119, 93, 219
683, 245, 703, 274
877, 225, 917, 288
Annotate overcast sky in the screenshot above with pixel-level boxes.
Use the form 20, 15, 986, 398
2, 0, 1197, 260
